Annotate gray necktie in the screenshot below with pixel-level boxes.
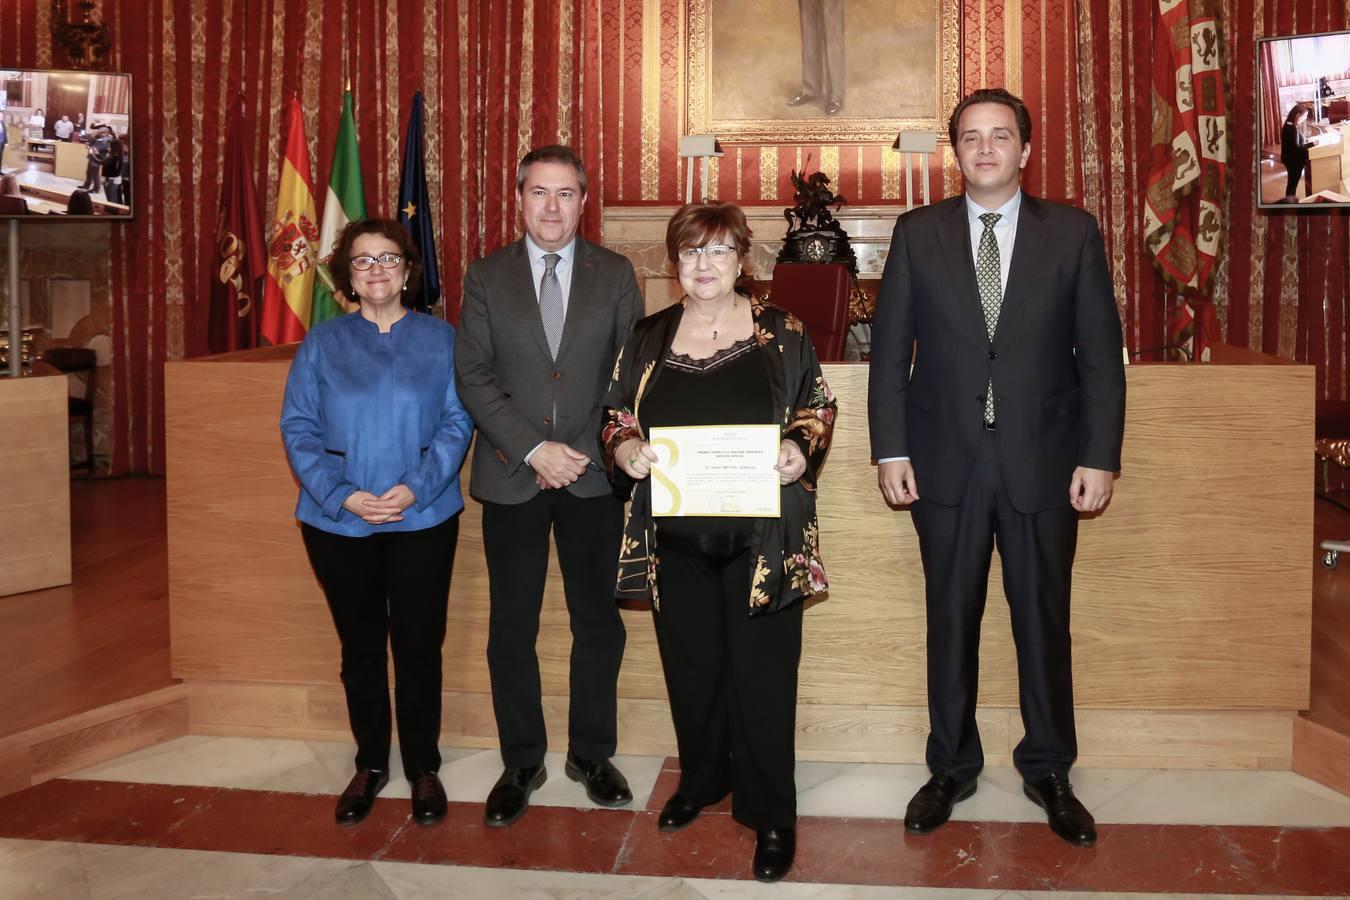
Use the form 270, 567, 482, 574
976, 212, 1002, 425
539, 252, 564, 359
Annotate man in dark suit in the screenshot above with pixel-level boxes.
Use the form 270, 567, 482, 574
456, 145, 643, 827
868, 89, 1125, 847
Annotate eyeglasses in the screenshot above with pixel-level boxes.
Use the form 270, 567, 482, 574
677, 244, 735, 264
351, 252, 404, 271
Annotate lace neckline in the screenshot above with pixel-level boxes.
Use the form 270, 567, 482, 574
665, 335, 758, 373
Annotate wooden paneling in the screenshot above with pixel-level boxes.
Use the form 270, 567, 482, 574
808, 363, 1314, 710
0, 686, 189, 799
0, 365, 71, 596
166, 350, 1313, 767
186, 680, 1294, 770
1293, 714, 1350, 796
1310, 495, 1350, 736
0, 478, 173, 740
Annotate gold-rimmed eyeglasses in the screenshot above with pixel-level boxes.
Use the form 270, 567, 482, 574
351, 252, 404, 271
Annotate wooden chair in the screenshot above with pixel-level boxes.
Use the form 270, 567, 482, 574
41, 346, 97, 470
764, 263, 852, 362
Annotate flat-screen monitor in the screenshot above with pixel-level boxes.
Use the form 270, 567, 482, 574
0, 68, 132, 219
1256, 31, 1350, 209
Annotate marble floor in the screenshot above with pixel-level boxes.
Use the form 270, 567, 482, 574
3, 735, 1350, 898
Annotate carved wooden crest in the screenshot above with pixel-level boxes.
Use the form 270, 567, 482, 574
52, 0, 112, 71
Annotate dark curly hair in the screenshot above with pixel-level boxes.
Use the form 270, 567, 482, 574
329, 218, 423, 308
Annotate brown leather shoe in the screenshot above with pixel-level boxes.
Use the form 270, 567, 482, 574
411, 771, 447, 825
334, 768, 388, 826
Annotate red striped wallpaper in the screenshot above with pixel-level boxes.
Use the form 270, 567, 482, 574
0, 0, 1346, 474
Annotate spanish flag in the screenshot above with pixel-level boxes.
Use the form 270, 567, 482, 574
261, 98, 319, 345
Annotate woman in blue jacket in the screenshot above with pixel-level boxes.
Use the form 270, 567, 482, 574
281, 218, 473, 828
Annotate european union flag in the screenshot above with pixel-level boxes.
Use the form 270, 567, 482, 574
398, 91, 441, 315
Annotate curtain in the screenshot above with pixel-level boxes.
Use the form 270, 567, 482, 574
1259, 42, 1282, 149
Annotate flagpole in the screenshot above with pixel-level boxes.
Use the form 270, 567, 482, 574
239, 0, 248, 98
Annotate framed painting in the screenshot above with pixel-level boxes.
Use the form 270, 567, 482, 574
687, 0, 962, 143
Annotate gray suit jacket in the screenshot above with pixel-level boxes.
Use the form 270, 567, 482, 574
455, 236, 643, 505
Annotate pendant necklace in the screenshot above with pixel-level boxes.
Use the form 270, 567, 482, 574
712, 299, 737, 341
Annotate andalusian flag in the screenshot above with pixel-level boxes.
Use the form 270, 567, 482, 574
260, 97, 319, 345
312, 92, 367, 325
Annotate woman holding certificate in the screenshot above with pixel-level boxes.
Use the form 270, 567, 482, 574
601, 201, 836, 883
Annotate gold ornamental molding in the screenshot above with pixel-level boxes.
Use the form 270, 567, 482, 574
686, 0, 962, 144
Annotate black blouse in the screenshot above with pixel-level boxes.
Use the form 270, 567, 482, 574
640, 336, 773, 558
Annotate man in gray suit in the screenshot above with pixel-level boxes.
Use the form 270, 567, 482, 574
456, 145, 643, 827
786, 0, 845, 115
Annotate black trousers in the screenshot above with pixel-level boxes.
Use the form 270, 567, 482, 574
1285, 160, 1308, 198
653, 543, 803, 831
79, 159, 101, 192
301, 515, 460, 777
482, 489, 626, 768
910, 432, 1079, 782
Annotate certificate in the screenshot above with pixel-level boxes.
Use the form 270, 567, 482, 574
648, 424, 780, 518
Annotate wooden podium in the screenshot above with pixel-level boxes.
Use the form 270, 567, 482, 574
165, 343, 1313, 768
0, 362, 72, 597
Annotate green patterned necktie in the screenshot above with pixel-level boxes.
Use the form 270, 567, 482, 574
976, 212, 1002, 425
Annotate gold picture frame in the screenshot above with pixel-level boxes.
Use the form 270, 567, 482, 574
687, 0, 962, 144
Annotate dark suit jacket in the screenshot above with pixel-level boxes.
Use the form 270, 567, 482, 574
455, 236, 643, 505
868, 193, 1126, 514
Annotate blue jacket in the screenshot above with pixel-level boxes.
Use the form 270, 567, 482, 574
280, 311, 473, 536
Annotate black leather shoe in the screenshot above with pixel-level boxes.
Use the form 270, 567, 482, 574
334, 768, 388, 826
657, 792, 703, 832
825, 101, 843, 115
484, 763, 547, 827
410, 771, 447, 825
786, 92, 818, 107
564, 752, 633, 808
1024, 774, 1097, 846
904, 773, 977, 834
753, 827, 796, 883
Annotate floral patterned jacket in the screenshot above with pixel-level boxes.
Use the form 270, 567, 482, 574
600, 296, 837, 616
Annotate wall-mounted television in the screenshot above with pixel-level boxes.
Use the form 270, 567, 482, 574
0, 68, 132, 220
1256, 31, 1350, 209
